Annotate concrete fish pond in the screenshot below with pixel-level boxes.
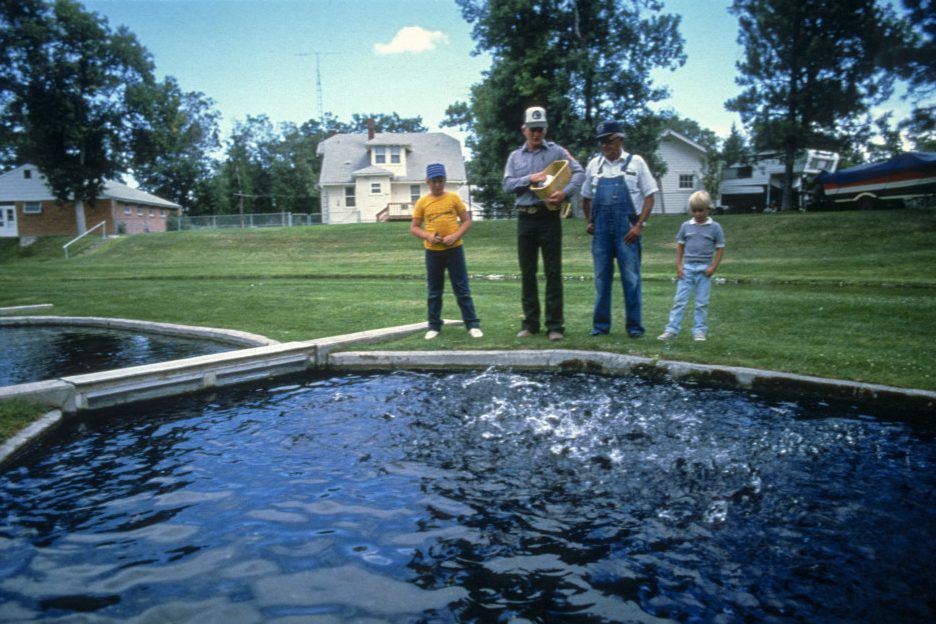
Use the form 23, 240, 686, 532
1, 369, 933, 622
0, 326, 236, 386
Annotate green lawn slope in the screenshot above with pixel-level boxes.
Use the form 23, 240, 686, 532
2, 208, 935, 392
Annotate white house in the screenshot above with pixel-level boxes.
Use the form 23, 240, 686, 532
654, 129, 708, 214
317, 126, 468, 224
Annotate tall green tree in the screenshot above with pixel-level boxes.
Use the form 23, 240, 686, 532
887, 0, 935, 96
446, 0, 684, 214
0, 0, 48, 167
345, 113, 427, 134
126, 77, 221, 210
1, 0, 154, 231
270, 120, 326, 216
720, 123, 752, 169
220, 115, 278, 215
890, 0, 936, 151
727, 0, 903, 210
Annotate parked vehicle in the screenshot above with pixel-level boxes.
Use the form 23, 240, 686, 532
815, 152, 936, 209
719, 150, 840, 212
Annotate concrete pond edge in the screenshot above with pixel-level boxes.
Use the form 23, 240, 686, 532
2, 316, 934, 469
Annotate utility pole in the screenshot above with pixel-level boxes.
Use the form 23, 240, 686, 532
295, 52, 340, 127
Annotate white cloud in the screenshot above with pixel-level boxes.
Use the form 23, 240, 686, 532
374, 26, 449, 55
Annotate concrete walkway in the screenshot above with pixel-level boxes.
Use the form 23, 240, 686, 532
0, 314, 278, 347
2, 316, 933, 469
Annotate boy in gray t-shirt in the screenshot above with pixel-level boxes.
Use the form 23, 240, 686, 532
658, 191, 726, 342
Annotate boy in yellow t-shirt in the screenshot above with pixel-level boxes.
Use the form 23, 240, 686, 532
410, 163, 482, 340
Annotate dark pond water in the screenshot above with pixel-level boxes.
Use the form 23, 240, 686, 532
0, 327, 235, 386
0, 370, 933, 623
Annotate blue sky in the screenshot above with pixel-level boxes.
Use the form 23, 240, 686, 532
78, 0, 761, 145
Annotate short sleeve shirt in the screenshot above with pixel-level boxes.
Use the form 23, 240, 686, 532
582, 152, 658, 210
676, 217, 726, 264
413, 191, 467, 251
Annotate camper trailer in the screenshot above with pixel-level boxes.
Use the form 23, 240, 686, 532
719, 150, 839, 211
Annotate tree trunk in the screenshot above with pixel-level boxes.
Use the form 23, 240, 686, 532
781, 144, 796, 211
75, 199, 87, 233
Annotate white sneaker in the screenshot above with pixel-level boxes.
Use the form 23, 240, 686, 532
657, 332, 676, 341
693, 333, 706, 342
424, 330, 440, 340
469, 328, 484, 338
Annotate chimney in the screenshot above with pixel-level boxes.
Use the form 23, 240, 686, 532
367, 118, 375, 141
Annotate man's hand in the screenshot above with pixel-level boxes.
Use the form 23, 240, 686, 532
547, 189, 567, 207
623, 222, 642, 244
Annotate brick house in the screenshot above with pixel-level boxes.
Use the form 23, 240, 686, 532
0, 163, 182, 240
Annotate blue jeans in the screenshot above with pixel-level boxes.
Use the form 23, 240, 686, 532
590, 173, 642, 337
425, 246, 480, 331
592, 229, 643, 336
664, 263, 713, 336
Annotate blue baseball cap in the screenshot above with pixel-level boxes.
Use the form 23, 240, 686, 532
426, 163, 446, 179
596, 120, 624, 139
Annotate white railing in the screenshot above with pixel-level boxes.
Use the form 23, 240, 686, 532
63, 221, 107, 259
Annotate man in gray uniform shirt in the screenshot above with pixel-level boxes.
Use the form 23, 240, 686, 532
502, 106, 584, 341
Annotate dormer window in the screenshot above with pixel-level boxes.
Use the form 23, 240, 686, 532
390, 146, 401, 164
374, 146, 386, 164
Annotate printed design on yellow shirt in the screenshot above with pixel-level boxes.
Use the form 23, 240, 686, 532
415, 192, 466, 250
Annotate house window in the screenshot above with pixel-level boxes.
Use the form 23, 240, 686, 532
160, 209, 165, 218
374, 146, 386, 164
345, 186, 356, 207
23, 169, 32, 179
23, 202, 42, 214
149, 208, 155, 216
123, 204, 131, 215
137, 207, 143, 216
370, 182, 381, 194
410, 185, 421, 204
391, 146, 401, 164
678, 174, 695, 190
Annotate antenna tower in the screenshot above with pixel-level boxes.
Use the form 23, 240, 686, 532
295, 51, 339, 126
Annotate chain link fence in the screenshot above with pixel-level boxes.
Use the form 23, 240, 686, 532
170, 212, 322, 230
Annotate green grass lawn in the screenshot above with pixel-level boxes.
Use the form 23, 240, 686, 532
2, 208, 935, 398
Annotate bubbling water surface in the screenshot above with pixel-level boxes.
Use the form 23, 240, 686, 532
0, 370, 933, 622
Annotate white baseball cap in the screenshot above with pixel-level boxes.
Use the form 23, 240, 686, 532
524, 106, 548, 128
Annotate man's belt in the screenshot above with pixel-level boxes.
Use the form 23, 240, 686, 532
517, 203, 546, 214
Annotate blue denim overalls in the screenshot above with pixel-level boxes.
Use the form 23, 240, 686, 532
591, 155, 643, 336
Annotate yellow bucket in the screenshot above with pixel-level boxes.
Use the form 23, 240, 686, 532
531, 159, 571, 213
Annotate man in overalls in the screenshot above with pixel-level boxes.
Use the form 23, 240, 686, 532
581, 120, 658, 338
